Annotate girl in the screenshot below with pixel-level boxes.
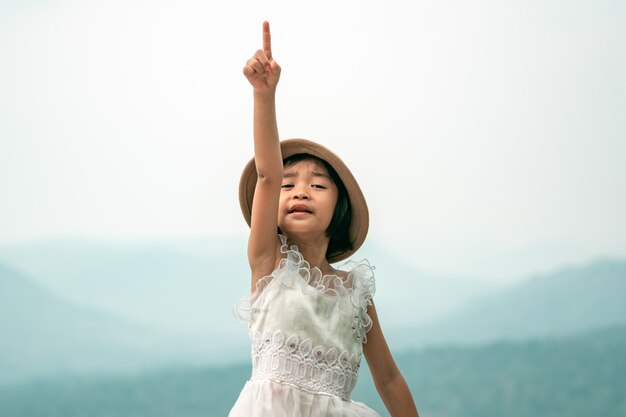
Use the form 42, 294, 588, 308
229, 21, 420, 417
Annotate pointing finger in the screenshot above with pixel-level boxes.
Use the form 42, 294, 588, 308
263, 21, 272, 61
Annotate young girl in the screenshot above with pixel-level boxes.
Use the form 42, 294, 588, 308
229, 21, 420, 417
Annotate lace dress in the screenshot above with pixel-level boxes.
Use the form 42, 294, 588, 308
229, 235, 381, 417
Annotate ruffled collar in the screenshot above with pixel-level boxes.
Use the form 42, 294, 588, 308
235, 234, 376, 343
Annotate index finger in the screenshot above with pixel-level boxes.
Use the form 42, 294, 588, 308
263, 21, 272, 61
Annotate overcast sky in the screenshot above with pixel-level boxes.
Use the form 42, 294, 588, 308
1, 0, 624, 282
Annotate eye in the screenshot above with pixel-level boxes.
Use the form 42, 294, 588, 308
281, 183, 293, 189
311, 184, 326, 189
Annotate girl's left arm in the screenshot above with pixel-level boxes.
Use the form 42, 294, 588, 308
363, 302, 420, 417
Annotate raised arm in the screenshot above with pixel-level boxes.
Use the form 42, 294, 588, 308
242, 21, 283, 286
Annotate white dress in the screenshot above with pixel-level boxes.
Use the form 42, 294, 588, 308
229, 235, 381, 417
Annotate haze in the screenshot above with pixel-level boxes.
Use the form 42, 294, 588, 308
1, 0, 625, 282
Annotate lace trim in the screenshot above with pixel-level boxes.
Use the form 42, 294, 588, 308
234, 235, 376, 343
249, 330, 361, 401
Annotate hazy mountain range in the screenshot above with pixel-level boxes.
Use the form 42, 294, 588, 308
0, 263, 212, 385
2, 325, 624, 417
1, 237, 624, 386
0, 237, 497, 336
390, 257, 626, 349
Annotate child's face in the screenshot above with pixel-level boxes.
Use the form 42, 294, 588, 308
278, 159, 338, 239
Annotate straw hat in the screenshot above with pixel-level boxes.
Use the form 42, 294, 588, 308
239, 138, 369, 263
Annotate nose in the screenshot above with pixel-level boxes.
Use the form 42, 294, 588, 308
293, 188, 309, 199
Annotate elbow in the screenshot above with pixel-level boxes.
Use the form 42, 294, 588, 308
256, 165, 283, 182
256, 172, 282, 186
380, 368, 402, 391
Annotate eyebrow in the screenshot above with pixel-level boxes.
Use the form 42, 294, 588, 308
283, 170, 330, 179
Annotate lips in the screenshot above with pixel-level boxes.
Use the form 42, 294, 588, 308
288, 204, 313, 214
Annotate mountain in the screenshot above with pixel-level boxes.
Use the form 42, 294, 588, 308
1, 325, 624, 417
0, 235, 501, 385
390, 257, 626, 349
0, 237, 251, 337
2, 236, 625, 388
0, 262, 216, 386
0, 236, 497, 340
385, 325, 626, 417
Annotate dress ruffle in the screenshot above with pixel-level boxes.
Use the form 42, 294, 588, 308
228, 379, 381, 417
234, 235, 376, 343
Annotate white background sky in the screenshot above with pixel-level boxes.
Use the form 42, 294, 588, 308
1, 0, 625, 282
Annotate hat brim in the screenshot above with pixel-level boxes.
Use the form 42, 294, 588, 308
239, 138, 368, 264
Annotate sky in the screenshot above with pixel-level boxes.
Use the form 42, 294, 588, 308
1, 0, 625, 282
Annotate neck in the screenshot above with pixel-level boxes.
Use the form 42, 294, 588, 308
285, 233, 334, 273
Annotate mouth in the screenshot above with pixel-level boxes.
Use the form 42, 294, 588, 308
288, 205, 313, 214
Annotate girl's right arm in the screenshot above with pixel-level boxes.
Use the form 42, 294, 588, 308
242, 21, 283, 286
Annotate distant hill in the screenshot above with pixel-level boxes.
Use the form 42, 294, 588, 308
0, 263, 215, 386
0, 236, 497, 346
2, 236, 625, 389
390, 324, 626, 417
0, 237, 251, 337
391, 258, 626, 349
1, 325, 624, 417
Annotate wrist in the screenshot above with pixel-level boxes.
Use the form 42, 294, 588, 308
253, 89, 277, 101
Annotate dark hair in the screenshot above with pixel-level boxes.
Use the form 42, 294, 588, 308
282, 153, 353, 260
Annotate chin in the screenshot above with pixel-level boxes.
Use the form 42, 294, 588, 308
279, 220, 331, 240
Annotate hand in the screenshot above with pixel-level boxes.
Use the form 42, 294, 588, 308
243, 21, 281, 94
